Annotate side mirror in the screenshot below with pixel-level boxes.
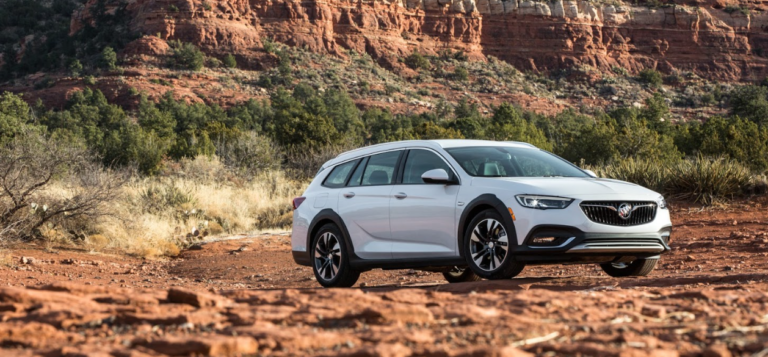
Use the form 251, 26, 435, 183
422, 169, 457, 185
583, 169, 597, 178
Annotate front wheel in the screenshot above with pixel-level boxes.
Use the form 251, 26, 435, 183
311, 224, 360, 288
442, 266, 482, 283
463, 209, 525, 280
600, 258, 658, 277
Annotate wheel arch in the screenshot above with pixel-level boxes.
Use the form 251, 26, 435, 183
457, 194, 518, 259
307, 209, 356, 259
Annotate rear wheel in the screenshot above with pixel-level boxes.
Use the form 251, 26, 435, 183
463, 209, 525, 280
311, 224, 360, 288
442, 266, 482, 283
600, 258, 658, 277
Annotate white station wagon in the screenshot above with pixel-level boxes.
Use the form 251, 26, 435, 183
291, 140, 672, 288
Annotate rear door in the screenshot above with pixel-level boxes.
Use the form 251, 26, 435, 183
389, 149, 461, 258
337, 150, 403, 260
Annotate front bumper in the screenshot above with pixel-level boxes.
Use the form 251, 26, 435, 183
510, 225, 672, 264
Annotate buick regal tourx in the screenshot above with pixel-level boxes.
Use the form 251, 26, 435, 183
291, 140, 672, 288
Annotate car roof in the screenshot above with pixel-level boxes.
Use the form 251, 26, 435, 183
323, 140, 538, 169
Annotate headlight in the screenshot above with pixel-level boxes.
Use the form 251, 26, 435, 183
657, 195, 667, 209
515, 195, 574, 210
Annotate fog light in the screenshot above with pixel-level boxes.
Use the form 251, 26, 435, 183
532, 236, 557, 244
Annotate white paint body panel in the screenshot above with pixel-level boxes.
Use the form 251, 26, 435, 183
389, 184, 460, 258
337, 185, 395, 259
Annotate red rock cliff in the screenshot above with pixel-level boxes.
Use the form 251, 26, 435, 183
72, 0, 768, 81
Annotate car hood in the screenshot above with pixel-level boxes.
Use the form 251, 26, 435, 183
471, 177, 660, 200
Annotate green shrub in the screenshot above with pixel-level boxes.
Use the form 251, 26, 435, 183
150, 78, 172, 86
253, 204, 293, 230
487, 103, 552, 151
694, 116, 768, 171
667, 155, 753, 204
33, 77, 55, 90
638, 68, 663, 88
588, 157, 668, 193
101, 47, 118, 71
257, 75, 273, 89
277, 51, 292, 82
283, 144, 353, 181
404, 52, 430, 70
453, 67, 469, 81
139, 182, 196, 214
216, 132, 282, 176
724, 5, 749, 15
728, 85, 768, 126
68, 59, 83, 77
592, 156, 759, 205
168, 4, 179, 12
206, 57, 223, 68
700, 93, 716, 106
0, 92, 35, 144
223, 54, 237, 68
168, 41, 205, 71
611, 66, 628, 76
263, 38, 276, 54
437, 49, 469, 61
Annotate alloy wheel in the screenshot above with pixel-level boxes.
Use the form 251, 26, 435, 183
611, 262, 630, 269
446, 266, 466, 278
468, 218, 509, 271
314, 232, 341, 281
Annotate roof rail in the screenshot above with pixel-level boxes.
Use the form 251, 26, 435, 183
333, 142, 388, 158
506, 141, 538, 148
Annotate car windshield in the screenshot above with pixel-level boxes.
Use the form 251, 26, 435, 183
445, 146, 589, 178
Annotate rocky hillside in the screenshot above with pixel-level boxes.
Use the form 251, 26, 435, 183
74, 0, 768, 81
1, 0, 764, 123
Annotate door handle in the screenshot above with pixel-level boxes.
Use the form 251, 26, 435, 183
343, 192, 355, 198
394, 192, 407, 199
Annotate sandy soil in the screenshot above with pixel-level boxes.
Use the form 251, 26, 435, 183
1, 200, 767, 356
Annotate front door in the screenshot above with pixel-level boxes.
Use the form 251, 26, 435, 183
389, 149, 460, 258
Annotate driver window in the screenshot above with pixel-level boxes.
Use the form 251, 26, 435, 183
402, 150, 453, 184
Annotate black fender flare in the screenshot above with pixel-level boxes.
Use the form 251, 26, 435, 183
457, 194, 518, 259
302, 209, 357, 263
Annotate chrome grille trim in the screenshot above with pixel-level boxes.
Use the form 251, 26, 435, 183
580, 201, 657, 226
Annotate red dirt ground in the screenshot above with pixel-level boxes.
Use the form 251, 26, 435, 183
1, 199, 767, 356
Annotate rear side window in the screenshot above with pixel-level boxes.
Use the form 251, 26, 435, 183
362, 151, 401, 186
323, 160, 359, 188
347, 157, 368, 187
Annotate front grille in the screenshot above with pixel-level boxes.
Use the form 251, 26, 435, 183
580, 201, 657, 226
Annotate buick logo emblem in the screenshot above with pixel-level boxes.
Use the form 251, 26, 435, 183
617, 203, 633, 219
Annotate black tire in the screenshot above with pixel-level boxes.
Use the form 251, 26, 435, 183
463, 209, 525, 280
600, 258, 658, 277
442, 266, 482, 283
311, 223, 360, 288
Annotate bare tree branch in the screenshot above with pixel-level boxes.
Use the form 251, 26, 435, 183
0, 131, 126, 241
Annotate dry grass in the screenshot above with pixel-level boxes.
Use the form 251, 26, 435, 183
97, 156, 306, 257
0, 250, 12, 267
26, 155, 307, 258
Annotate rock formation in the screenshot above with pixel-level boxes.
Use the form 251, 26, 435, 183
71, 0, 768, 81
